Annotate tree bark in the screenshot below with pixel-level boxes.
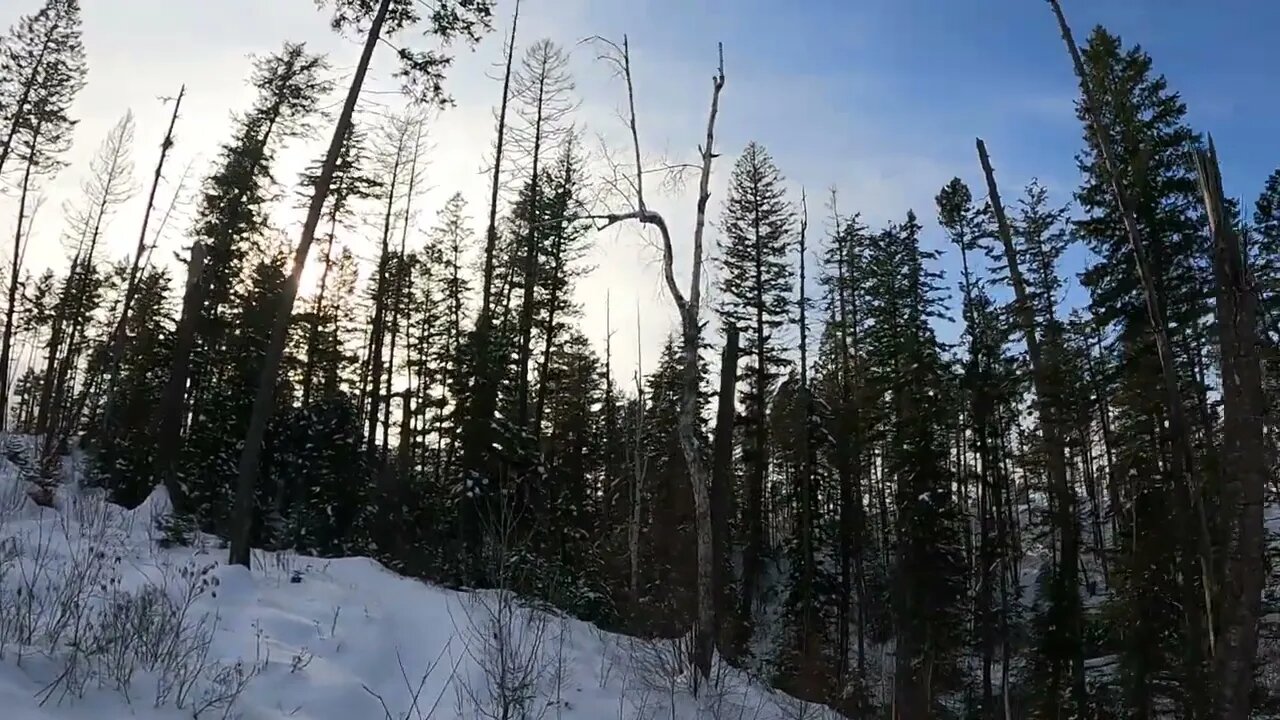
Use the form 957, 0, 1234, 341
228, 0, 392, 567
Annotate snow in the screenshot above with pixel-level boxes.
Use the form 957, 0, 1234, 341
0, 459, 825, 720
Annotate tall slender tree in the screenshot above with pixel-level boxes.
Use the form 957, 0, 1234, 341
715, 141, 796, 646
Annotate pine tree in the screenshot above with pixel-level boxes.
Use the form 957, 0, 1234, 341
296, 122, 378, 406
509, 38, 575, 431
716, 141, 796, 647
1251, 169, 1280, 343
90, 267, 173, 506
0, 0, 84, 178
156, 43, 332, 517
1073, 26, 1213, 714
868, 212, 966, 718
0, 0, 85, 431
816, 195, 875, 701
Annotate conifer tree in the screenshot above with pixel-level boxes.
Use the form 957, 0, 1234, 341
869, 212, 966, 718
1252, 169, 1280, 343
296, 122, 378, 406
816, 194, 874, 699
716, 141, 796, 646
0, 0, 84, 431
157, 43, 332, 518
1070, 25, 1213, 713
0, 0, 84, 178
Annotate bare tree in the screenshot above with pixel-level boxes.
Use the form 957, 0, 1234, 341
1194, 138, 1267, 720
100, 86, 185, 432
581, 35, 726, 684
42, 111, 138, 448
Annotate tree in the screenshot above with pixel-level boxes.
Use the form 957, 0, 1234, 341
1251, 169, 1280, 343
509, 38, 576, 431
297, 121, 378, 406
869, 212, 967, 718
45, 111, 139, 448
100, 86, 185, 434
581, 35, 725, 686
1195, 140, 1267, 720
715, 141, 795, 647
155, 43, 332, 518
0, 0, 84, 431
0, 0, 83, 178
1048, 4, 1215, 711
229, 0, 497, 567
974, 146, 1086, 713
456, 0, 519, 581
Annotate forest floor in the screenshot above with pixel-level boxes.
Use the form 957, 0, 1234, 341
0, 453, 825, 720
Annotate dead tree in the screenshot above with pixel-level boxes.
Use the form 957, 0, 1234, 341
100, 86, 185, 432
581, 35, 726, 685
1194, 138, 1266, 720
977, 137, 1086, 709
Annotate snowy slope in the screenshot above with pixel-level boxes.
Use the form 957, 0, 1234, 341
0, 462, 827, 720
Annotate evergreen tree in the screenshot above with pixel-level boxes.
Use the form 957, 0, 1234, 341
90, 268, 173, 507
868, 212, 967, 718
1074, 27, 1213, 714
157, 43, 332, 519
716, 141, 796, 648
1251, 169, 1280, 343
0, 0, 85, 431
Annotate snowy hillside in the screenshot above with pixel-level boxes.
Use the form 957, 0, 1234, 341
0, 463, 826, 720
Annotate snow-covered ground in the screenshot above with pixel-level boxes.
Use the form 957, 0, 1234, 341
0, 461, 827, 720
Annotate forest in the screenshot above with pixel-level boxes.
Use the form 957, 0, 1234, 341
0, 0, 1276, 718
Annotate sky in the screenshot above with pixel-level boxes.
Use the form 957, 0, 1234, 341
1, 0, 1278, 385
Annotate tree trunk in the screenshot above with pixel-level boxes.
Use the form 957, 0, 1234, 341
515, 71, 546, 431
458, 0, 520, 582
366, 143, 405, 466
0, 146, 37, 432
710, 324, 739, 657
300, 225, 336, 406
154, 241, 206, 508
228, 0, 393, 567
1196, 140, 1267, 720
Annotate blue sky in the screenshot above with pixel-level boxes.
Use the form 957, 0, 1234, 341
582, 0, 1280, 206
1, 0, 1276, 373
